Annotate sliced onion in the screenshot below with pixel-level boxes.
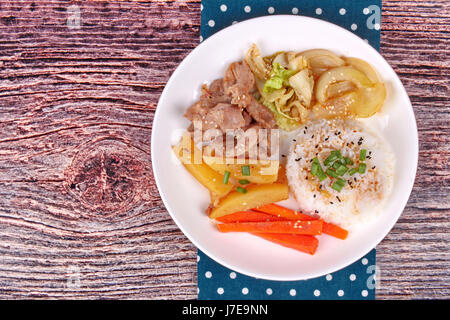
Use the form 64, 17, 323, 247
310, 67, 329, 78
353, 82, 386, 117
300, 49, 345, 69
312, 91, 359, 119
326, 81, 356, 99
344, 57, 380, 83
315, 66, 373, 103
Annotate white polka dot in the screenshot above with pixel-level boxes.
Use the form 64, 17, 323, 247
217, 287, 224, 295
208, 20, 215, 27
201, 4, 203, 11
362, 258, 368, 265
314, 289, 320, 297
362, 290, 368, 297
232, 21, 238, 25
220, 4, 227, 12
374, 23, 380, 30
339, 8, 346, 15
289, 289, 296, 296
363, 8, 370, 15
244, 5, 251, 13
268, 7, 275, 14
197, 287, 200, 294
197, 255, 200, 262
326, 274, 333, 281
292, 7, 299, 15
205, 271, 212, 278
316, 8, 322, 15
199, 35, 203, 42
349, 274, 356, 281
242, 287, 249, 295
338, 289, 344, 297
229, 272, 236, 279
266, 288, 273, 295
351, 23, 358, 31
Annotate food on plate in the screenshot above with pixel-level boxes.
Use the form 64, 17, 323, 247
212, 203, 347, 254
208, 183, 289, 219
286, 119, 394, 229
254, 233, 319, 255
172, 44, 393, 255
215, 211, 281, 223
202, 155, 279, 184
173, 135, 234, 199
246, 44, 387, 130
254, 203, 348, 240
217, 219, 323, 235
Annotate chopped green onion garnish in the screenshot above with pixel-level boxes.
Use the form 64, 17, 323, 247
223, 171, 230, 184
332, 161, 341, 169
357, 163, 367, 174
317, 171, 327, 181
348, 168, 357, 176
331, 178, 346, 192
331, 150, 342, 158
324, 150, 342, 166
311, 162, 319, 176
241, 165, 251, 176
236, 186, 247, 194
336, 165, 348, 176
344, 157, 354, 165
331, 181, 344, 192
326, 168, 339, 178
359, 149, 367, 161
239, 179, 250, 185
324, 154, 338, 166
311, 158, 327, 181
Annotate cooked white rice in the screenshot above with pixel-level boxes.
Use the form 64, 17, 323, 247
286, 119, 395, 230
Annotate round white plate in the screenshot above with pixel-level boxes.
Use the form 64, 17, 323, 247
151, 15, 418, 280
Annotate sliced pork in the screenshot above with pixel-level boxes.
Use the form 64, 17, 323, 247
204, 103, 246, 131
246, 96, 277, 128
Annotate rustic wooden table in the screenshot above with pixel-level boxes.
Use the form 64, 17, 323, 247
0, 0, 448, 300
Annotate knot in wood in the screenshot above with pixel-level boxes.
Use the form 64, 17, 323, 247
65, 139, 150, 217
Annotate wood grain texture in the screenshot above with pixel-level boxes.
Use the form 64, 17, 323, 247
0, 0, 448, 300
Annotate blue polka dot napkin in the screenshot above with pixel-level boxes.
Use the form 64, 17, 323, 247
198, 0, 382, 300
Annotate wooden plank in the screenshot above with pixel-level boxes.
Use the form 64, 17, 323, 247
0, 0, 448, 299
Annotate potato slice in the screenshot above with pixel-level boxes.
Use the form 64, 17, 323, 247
208, 183, 289, 219
202, 156, 279, 184
173, 136, 233, 199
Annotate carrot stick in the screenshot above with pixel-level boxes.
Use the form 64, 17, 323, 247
322, 222, 348, 240
215, 211, 281, 223
253, 233, 319, 255
254, 203, 315, 221
216, 220, 323, 235
254, 203, 348, 240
